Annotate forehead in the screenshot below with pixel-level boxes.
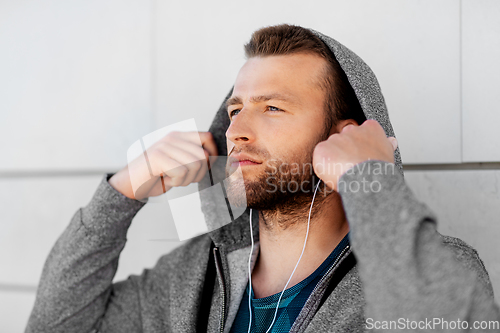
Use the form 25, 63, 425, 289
230, 53, 327, 102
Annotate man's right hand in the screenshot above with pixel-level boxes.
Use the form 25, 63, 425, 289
109, 131, 218, 201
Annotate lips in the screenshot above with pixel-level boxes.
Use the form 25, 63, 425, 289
229, 153, 262, 168
232, 153, 261, 163
235, 160, 260, 166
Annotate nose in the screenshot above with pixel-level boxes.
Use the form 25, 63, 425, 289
225, 108, 256, 146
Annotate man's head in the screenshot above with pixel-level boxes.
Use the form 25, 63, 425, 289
243, 24, 366, 132
225, 24, 365, 216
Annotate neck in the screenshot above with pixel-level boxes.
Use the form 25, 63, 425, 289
251, 191, 349, 299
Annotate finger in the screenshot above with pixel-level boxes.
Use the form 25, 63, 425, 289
363, 119, 382, 127
161, 162, 202, 187
179, 132, 218, 156
155, 144, 202, 186
152, 153, 188, 187
163, 134, 205, 158
158, 142, 208, 185
167, 133, 218, 170
179, 159, 204, 186
193, 155, 209, 183
198, 132, 219, 158
341, 124, 355, 133
388, 137, 398, 151
171, 139, 210, 163
156, 141, 204, 168
147, 147, 190, 187
363, 119, 386, 135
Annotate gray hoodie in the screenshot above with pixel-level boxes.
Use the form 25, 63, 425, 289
26, 28, 500, 333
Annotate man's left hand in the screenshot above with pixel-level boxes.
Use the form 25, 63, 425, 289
312, 119, 398, 192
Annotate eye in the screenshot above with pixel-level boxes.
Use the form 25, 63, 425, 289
229, 106, 283, 119
229, 109, 240, 119
266, 106, 283, 112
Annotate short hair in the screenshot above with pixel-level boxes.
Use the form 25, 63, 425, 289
244, 24, 366, 133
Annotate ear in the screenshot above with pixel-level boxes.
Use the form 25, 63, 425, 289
332, 119, 359, 135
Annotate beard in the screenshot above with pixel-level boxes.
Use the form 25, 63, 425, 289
224, 128, 334, 227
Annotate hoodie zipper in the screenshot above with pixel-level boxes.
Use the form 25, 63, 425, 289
213, 244, 351, 333
289, 245, 351, 333
213, 247, 227, 333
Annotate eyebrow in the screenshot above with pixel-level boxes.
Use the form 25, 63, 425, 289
225, 93, 300, 109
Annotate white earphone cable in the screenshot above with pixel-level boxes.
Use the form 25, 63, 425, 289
247, 179, 322, 333
247, 208, 255, 333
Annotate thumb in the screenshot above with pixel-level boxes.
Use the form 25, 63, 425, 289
388, 137, 398, 151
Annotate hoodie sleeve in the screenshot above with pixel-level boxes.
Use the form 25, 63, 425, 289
25, 174, 147, 333
337, 160, 500, 332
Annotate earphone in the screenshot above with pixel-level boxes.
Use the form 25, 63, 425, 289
247, 179, 322, 333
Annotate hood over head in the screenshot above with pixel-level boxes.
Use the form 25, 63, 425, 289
197, 26, 403, 247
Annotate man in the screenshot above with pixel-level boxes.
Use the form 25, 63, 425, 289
27, 24, 499, 332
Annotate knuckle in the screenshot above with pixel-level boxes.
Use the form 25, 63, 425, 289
343, 124, 355, 132
366, 119, 381, 129
177, 166, 188, 177
171, 177, 184, 187
203, 149, 210, 159
314, 142, 329, 157
206, 131, 214, 142
328, 132, 340, 140
164, 131, 180, 142
191, 160, 202, 171
154, 141, 170, 153
146, 149, 160, 163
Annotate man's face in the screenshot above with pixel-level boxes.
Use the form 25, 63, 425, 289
225, 53, 331, 210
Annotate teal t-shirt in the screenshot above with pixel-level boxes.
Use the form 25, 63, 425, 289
229, 233, 350, 333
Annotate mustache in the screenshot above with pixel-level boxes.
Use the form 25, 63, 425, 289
228, 145, 271, 159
